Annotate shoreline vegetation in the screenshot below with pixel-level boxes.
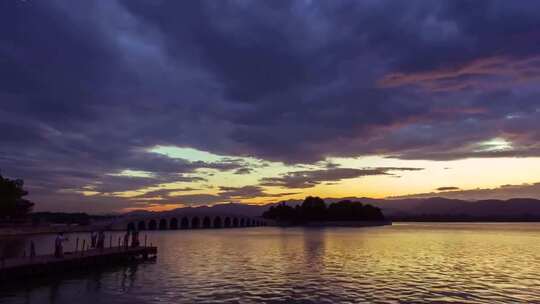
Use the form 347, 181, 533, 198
262, 196, 391, 227
0, 174, 34, 223
0, 225, 106, 239
0, 212, 116, 238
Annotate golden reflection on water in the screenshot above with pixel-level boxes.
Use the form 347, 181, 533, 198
2, 223, 540, 303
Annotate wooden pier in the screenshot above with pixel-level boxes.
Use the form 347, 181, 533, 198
0, 246, 157, 282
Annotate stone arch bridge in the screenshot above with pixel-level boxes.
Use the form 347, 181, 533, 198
110, 210, 268, 231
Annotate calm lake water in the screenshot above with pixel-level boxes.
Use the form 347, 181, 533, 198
1, 223, 540, 303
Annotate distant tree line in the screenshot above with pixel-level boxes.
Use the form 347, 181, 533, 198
31, 212, 91, 225
262, 196, 386, 223
0, 174, 34, 221
30, 212, 115, 225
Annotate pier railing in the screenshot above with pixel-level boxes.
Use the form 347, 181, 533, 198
0, 245, 157, 282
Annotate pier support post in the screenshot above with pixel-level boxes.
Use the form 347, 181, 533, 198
30, 241, 36, 259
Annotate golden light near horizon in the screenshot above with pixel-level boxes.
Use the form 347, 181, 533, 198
86, 145, 540, 211
325, 155, 540, 197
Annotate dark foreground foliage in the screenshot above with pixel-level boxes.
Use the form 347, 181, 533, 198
262, 196, 385, 223
0, 174, 34, 220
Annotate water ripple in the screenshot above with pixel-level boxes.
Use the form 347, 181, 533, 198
2, 224, 540, 303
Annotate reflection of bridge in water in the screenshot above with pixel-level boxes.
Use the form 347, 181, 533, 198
115, 211, 268, 231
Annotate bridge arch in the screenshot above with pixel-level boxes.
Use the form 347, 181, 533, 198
159, 219, 168, 230
138, 221, 146, 230
127, 222, 135, 231
192, 217, 200, 228
203, 216, 211, 228
170, 218, 179, 230
224, 217, 231, 228
148, 219, 157, 230
232, 217, 239, 227
181, 217, 189, 229
213, 216, 222, 228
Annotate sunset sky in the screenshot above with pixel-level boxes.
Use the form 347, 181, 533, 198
2, 1, 540, 213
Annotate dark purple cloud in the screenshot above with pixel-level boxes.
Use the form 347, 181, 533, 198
132, 187, 200, 199
2, 1, 540, 211
260, 167, 423, 189
437, 187, 460, 191
132, 186, 300, 207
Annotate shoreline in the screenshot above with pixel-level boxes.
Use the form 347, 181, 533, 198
273, 220, 392, 227
0, 225, 113, 239
304, 220, 392, 227
5, 220, 540, 238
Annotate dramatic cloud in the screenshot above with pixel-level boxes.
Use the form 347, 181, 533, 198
260, 167, 423, 189
2, 1, 540, 211
234, 168, 254, 175
217, 186, 298, 200
379, 55, 540, 92
132, 187, 200, 199
137, 186, 300, 207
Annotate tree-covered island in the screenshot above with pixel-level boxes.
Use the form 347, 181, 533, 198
262, 196, 389, 226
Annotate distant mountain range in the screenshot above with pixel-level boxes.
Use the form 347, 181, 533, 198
373, 197, 540, 220
127, 197, 540, 221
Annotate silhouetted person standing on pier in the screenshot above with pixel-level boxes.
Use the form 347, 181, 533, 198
131, 230, 140, 247
97, 231, 105, 250
54, 232, 67, 258
123, 231, 130, 249
30, 241, 36, 259
90, 231, 97, 248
